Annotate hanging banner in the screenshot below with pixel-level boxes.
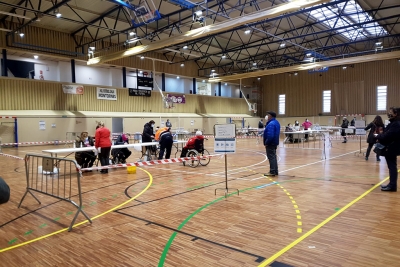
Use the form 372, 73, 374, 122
62, 84, 84, 95
166, 93, 186, 104
97, 87, 117, 100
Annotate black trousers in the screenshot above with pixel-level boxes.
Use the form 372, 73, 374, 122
99, 147, 111, 167
159, 136, 173, 159
365, 143, 379, 159
385, 155, 398, 188
82, 151, 96, 168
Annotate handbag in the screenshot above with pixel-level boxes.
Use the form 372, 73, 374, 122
373, 143, 387, 156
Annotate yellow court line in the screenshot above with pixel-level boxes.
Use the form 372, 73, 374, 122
258, 176, 389, 267
0, 167, 153, 253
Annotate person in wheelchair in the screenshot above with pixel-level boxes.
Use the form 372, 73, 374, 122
111, 134, 132, 164
180, 131, 205, 157
75, 131, 96, 170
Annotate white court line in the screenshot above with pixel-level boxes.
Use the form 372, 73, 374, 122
153, 167, 227, 178
251, 149, 360, 181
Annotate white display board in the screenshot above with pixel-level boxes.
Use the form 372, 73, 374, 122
214, 124, 236, 138
214, 124, 236, 153
214, 138, 236, 153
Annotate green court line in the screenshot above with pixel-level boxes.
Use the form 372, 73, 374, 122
157, 176, 352, 266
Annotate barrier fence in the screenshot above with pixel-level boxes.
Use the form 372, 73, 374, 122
19, 154, 91, 231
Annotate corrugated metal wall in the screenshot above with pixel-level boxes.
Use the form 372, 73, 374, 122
0, 77, 248, 114
260, 59, 400, 116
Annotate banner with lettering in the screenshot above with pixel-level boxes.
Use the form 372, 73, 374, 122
97, 87, 117, 100
62, 84, 84, 95
166, 93, 186, 104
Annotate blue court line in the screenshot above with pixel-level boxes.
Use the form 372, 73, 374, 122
256, 182, 277, 189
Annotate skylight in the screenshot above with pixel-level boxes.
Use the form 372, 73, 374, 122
309, 0, 388, 41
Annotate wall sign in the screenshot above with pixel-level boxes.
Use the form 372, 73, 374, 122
129, 88, 151, 97
62, 84, 84, 95
166, 93, 186, 104
97, 87, 117, 100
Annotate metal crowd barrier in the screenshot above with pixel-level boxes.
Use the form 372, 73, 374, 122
18, 154, 92, 231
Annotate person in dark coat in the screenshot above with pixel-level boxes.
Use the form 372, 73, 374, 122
157, 127, 174, 159
142, 120, 155, 159
364, 115, 384, 161
376, 107, 400, 192
0, 177, 10, 204
142, 120, 155, 143
341, 117, 349, 143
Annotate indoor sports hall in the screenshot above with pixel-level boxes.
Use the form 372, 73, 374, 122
1, 0, 400, 266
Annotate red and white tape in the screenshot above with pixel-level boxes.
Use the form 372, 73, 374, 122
0, 116, 16, 119
0, 153, 24, 160
0, 140, 74, 146
335, 114, 364, 117
80, 154, 221, 171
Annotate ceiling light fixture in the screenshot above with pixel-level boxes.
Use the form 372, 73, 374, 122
129, 31, 135, 36
34, 55, 38, 59
54, 9, 62, 18
279, 43, 286, 48
177, 76, 180, 79
221, 54, 226, 59
257, 77, 260, 80
244, 29, 251, 35
19, 32, 24, 37
224, 83, 227, 86
202, 80, 205, 82
180, 63, 184, 67
140, 56, 144, 59
211, 69, 215, 72
294, 72, 298, 76
183, 45, 188, 49
89, 46, 95, 50
342, 66, 347, 70
252, 62, 257, 66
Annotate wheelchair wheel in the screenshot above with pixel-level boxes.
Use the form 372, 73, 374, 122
199, 149, 210, 166
186, 150, 199, 168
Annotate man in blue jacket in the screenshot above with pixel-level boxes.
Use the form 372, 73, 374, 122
263, 111, 281, 176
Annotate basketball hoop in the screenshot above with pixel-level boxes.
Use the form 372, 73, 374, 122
163, 97, 175, 109
253, 109, 257, 114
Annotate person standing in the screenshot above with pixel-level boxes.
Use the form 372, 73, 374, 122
258, 119, 264, 136
364, 115, 384, 161
263, 111, 281, 177
341, 117, 349, 143
302, 119, 312, 140
156, 127, 174, 159
95, 121, 112, 174
377, 107, 400, 192
142, 120, 155, 159
166, 119, 172, 128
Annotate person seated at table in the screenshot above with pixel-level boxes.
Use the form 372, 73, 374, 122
111, 134, 132, 164
285, 124, 294, 143
155, 127, 174, 159
180, 131, 205, 157
75, 131, 96, 170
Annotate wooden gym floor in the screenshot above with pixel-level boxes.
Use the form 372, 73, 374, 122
1, 137, 400, 267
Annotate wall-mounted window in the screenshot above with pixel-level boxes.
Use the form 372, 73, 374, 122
278, 94, 285, 115
377, 86, 387, 111
322, 90, 331, 113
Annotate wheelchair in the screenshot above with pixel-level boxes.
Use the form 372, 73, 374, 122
179, 139, 210, 168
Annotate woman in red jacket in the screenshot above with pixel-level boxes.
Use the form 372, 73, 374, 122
95, 121, 112, 173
